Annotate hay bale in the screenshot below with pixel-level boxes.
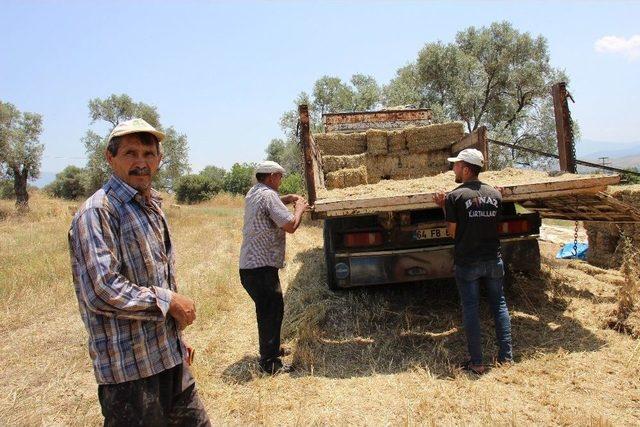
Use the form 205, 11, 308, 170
325, 166, 368, 189
384, 151, 449, 178
585, 185, 640, 268
314, 132, 367, 156
405, 122, 465, 154
366, 129, 388, 155
322, 154, 367, 173
388, 130, 406, 153
365, 155, 399, 179
325, 171, 344, 189
399, 153, 428, 169
343, 166, 368, 187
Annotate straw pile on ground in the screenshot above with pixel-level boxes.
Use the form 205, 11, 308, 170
3, 192, 640, 425
315, 122, 464, 189
583, 185, 640, 269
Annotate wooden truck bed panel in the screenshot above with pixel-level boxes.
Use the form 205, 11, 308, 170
312, 174, 623, 219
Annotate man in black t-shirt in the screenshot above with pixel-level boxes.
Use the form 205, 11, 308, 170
434, 148, 513, 375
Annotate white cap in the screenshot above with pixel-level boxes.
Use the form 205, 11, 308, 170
447, 148, 484, 167
256, 160, 286, 174
107, 118, 165, 144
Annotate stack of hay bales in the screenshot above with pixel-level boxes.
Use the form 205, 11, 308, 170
584, 185, 640, 269
315, 122, 465, 190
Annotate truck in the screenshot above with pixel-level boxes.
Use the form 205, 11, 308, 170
298, 104, 627, 290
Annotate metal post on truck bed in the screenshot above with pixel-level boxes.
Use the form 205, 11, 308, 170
450, 125, 489, 170
552, 82, 577, 173
477, 126, 489, 170
299, 104, 317, 206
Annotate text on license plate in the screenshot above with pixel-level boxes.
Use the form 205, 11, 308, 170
414, 226, 450, 240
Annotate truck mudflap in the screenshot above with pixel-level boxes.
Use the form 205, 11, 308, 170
332, 236, 540, 288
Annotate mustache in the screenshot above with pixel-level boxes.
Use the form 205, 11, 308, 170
129, 168, 151, 176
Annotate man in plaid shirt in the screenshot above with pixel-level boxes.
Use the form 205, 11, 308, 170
69, 118, 210, 425
239, 161, 308, 374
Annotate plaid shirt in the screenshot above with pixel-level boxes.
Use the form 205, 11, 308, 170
239, 183, 293, 269
69, 175, 184, 384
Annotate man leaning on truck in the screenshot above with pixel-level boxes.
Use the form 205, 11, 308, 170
239, 160, 308, 374
433, 148, 513, 375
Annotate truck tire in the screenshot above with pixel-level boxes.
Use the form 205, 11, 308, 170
323, 221, 341, 291
503, 239, 541, 289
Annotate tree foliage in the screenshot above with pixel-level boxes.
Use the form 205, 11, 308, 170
0, 100, 44, 209
222, 163, 255, 195
384, 21, 571, 169
174, 165, 227, 204
44, 165, 89, 200
82, 94, 189, 193
274, 75, 382, 176
265, 137, 302, 176
199, 165, 226, 189
0, 179, 14, 199
155, 126, 190, 190
279, 172, 304, 196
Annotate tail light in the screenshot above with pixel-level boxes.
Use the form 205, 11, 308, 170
343, 231, 383, 248
499, 219, 530, 235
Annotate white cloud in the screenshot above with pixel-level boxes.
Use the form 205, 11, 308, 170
594, 35, 640, 61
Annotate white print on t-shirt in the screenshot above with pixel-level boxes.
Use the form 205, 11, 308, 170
465, 195, 498, 218
468, 210, 497, 218
464, 196, 498, 209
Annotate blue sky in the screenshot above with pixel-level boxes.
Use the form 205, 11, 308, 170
1, 0, 639, 180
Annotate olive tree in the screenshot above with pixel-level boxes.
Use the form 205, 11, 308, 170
0, 101, 44, 210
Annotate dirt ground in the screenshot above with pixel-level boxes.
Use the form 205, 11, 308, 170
0, 194, 638, 425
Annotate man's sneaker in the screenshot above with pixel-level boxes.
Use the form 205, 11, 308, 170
496, 358, 514, 367
459, 360, 486, 375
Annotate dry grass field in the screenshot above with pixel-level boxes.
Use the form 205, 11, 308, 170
0, 191, 639, 426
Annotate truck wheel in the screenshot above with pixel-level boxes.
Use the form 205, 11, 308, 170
323, 221, 341, 291
504, 260, 541, 290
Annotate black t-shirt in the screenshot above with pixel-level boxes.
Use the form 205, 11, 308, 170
445, 180, 502, 266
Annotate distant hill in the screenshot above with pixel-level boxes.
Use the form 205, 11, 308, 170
32, 172, 57, 189
577, 139, 640, 158
576, 139, 640, 171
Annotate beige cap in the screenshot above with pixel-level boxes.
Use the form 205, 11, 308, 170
256, 160, 286, 174
107, 118, 165, 144
447, 148, 484, 167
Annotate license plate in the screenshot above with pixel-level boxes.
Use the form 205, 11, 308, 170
414, 226, 450, 240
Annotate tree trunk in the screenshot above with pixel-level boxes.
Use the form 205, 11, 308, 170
13, 167, 29, 211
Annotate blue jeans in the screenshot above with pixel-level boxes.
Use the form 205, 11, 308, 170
454, 258, 512, 365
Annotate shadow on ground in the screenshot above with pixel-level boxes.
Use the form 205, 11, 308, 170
269, 247, 608, 380
221, 355, 260, 384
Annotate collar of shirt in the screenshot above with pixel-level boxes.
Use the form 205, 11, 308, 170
254, 182, 277, 194
106, 175, 162, 206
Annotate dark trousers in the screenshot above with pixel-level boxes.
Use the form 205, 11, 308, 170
454, 258, 513, 365
98, 364, 210, 427
239, 266, 284, 366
